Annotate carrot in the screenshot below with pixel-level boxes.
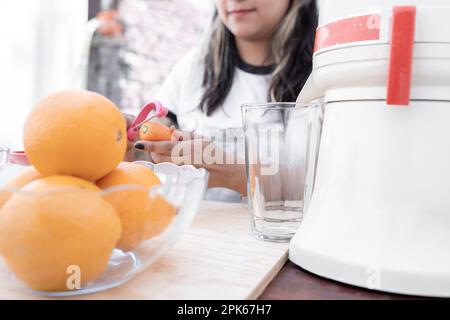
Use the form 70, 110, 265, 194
139, 122, 174, 141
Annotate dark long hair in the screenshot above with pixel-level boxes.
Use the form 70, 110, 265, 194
200, 0, 318, 116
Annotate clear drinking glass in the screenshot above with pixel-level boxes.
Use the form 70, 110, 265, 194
242, 102, 323, 242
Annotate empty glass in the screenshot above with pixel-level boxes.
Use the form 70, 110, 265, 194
242, 102, 323, 242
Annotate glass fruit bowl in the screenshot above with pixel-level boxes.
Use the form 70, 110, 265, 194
0, 149, 209, 297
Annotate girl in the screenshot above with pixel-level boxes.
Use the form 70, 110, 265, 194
130, 0, 318, 201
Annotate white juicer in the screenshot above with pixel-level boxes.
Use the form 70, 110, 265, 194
290, 0, 450, 297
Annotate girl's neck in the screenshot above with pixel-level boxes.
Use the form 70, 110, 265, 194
235, 38, 274, 67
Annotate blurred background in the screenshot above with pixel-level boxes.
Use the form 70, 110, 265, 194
0, 0, 212, 149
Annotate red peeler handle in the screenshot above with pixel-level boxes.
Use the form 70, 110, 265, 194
127, 101, 168, 141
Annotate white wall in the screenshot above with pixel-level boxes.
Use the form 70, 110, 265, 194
0, 0, 88, 149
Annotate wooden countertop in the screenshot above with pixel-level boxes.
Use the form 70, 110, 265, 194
0, 200, 427, 300
0, 201, 289, 300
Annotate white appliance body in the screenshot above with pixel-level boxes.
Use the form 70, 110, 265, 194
290, 0, 450, 297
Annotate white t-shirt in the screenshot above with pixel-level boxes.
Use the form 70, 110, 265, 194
156, 48, 273, 202
157, 48, 272, 132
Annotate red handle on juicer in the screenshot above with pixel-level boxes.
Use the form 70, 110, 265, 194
386, 6, 416, 106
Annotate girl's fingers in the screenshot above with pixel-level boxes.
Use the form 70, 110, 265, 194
171, 130, 203, 141
150, 152, 213, 170
150, 152, 175, 164
134, 139, 210, 156
171, 130, 186, 141
150, 152, 198, 166
134, 138, 216, 167
134, 140, 177, 156
127, 140, 135, 151
124, 113, 136, 151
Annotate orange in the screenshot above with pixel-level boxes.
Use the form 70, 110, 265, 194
145, 195, 177, 239
96, 162, 171, 251
23, 90, 127, 181
139, 122, 174, 141
0, 176, 121, 292
0, 166, 42, 209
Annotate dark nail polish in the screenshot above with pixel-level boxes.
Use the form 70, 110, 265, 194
134, 143, 145, 150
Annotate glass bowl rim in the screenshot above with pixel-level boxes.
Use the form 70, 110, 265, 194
0, 161, 210, 197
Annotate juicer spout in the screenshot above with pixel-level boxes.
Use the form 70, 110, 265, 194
296, 74, 325, 103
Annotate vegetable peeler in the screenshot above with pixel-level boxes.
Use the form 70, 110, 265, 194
127, 101, 169, 141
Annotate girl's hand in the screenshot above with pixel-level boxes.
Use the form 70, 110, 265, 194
123, 113, 136, 150
123, 113, 175, 162
134, 131, 247, 195
123, 113, 154, 162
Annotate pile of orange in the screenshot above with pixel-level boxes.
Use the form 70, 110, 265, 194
0, 90, 176, 292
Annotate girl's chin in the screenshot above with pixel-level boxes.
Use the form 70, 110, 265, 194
228, 26, 264, 41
